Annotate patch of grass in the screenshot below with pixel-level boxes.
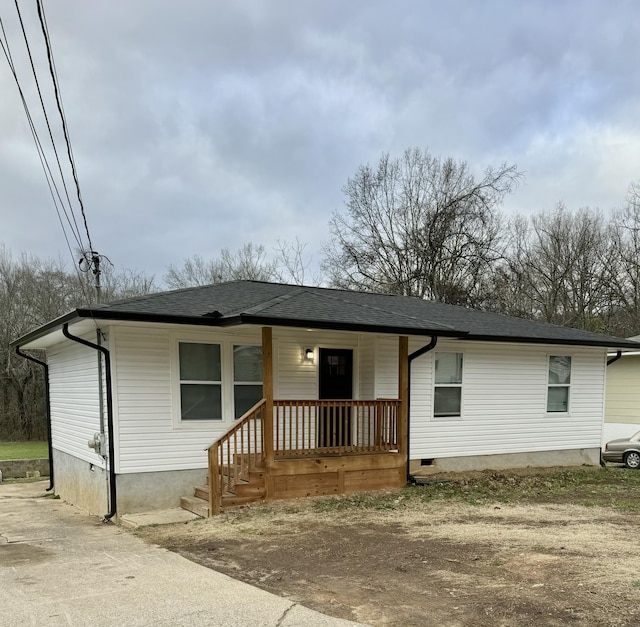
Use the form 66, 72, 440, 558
632, 580, 640, 588
312, 491, 405, 513
408, 467, 640, 510
610, 500, 640, 512
3, 477, 47, 484
0, 441, 48, 461
305, 467, 640, 514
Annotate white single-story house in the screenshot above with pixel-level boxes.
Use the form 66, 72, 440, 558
604, 335, 640, 443
12, 281, 640, 519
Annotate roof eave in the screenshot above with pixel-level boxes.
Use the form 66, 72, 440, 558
14, 307, 638, 351
10, 309, 231, 349
461, 333, 640, 350
10, 310, 82, 349
233, 314, 466, 337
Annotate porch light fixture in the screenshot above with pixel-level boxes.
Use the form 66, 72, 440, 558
305, 348, 314, 361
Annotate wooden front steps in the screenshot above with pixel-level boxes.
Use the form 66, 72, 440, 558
181, 452, 405, 517
180, 494, 210, 518
180, 465, 266, 518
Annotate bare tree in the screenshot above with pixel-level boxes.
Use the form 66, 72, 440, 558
491, 214, 536, 318
273, 238, 320, 286
164, 240, 318, 289
0, 244, 156, 440
492, 205, 614, 331
607, 181, 640, 335
164, 244, 277, 289
323, 148, 522, 304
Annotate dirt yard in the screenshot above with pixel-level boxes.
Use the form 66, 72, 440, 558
136, 467, 640, 626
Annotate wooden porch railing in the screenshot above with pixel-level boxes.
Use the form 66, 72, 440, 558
205, 398, 400, 513
205, 399, 266, 516
273, 399, 400, 457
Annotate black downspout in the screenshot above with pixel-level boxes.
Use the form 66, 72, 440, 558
607, 351, 622, 366
14, 347, 54, 491
62, 324, 117, 521
406, 336, 438, 483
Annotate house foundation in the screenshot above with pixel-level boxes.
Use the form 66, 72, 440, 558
409, 447, 601, 477
116, 468, 207, 514
52, 449, 108, 516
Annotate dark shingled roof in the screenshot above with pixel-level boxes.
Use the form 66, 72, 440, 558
12, 280, 640, 350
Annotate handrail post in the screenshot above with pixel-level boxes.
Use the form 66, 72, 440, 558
209, 443, 220, 516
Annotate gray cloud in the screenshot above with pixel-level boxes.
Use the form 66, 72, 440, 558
1, 0, 639, 281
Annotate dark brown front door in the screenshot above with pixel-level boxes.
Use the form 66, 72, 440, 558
318, 348, 353, 448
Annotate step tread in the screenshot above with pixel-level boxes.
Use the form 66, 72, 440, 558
180, 495, 209, 518
194, 485, 210, 500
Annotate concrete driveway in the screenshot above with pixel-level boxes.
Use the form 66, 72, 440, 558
0, 481, 365, 627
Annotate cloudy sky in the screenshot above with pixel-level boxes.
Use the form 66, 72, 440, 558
1, 1, 639, 285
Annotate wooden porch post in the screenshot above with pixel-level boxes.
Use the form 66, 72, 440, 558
262, 327, 274, 470
398, 336, 409, 460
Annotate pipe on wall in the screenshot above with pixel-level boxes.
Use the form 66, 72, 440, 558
14, 346, 54, 491
62, 323, 117, 521
406, 336, 438, 483
607, 350, 622, 366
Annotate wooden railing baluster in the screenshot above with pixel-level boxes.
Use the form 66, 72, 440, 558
205, 399, 267, 515
271, 399, 401, 457
206, 398, 401, 512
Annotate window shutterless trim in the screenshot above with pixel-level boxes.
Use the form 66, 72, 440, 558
433, 352, 464, 420
546, 354, 572, 413
177, 340, 223, 422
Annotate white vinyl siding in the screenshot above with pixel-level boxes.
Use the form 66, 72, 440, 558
410, 340, 606, 460
375, 335, 399, 398
114, 325, 366, 473
273, 329, 359, 399
358, 335, 375, 399
48, 336, 105, 469
110, 323, 606, 473
113, 325, 260, 474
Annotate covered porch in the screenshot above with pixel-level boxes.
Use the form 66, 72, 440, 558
185, 328, 410, 516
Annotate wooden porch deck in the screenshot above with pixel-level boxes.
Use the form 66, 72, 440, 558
181, 398, 405, 516
180, 329, 409, 516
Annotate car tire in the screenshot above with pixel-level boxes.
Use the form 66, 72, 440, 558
623, 451, 640, 469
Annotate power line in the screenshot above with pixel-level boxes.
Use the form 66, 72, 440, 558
0, 16, 82, 254
36, 0, 94, 255
37, 0, 106, 307
0, 12, 97, 312
12, 0, 85, 249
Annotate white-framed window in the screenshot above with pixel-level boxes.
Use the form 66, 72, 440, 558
434, 352, 463, 418
233, 344, 263, 419
547, 355, 571, 413
178, 342, 223, 421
